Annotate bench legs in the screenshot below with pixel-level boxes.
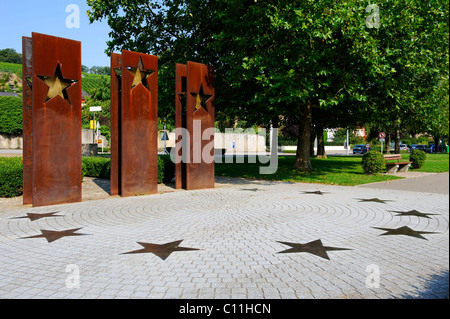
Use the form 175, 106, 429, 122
397, 163, 411, 172
386, 164, 399, 174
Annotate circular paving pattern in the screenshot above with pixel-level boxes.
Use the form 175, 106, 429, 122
0, 180, 448, 299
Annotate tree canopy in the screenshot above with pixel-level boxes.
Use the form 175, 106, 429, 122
87, 0, 449, 170
0, 49, 22, 64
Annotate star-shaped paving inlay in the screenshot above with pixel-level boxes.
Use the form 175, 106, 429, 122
277, 239, 351, 260
38, 64, 74, 101
121, 240, 200, 260
240, 188, 260, 192
302, 191, 328, 195
12, 212, 62, 221
373, 226, 439, 240
389, 210, 438, 219
356, 198, 393, 204
20, 228, 87, 243
190, 84, 212, 111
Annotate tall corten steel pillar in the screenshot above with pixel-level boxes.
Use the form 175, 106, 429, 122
110, 50, 158, 197
175, 62, 215, 191
22, 33, 82, 207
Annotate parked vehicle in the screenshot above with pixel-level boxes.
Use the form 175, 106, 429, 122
389, 142, 409, 152
409, 144, 418, 152
413, 144, 429, 152
399, 144, 409, 151
353, 144, 371, 154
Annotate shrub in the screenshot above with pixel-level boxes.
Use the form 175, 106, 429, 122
159, 155, 175, 183
0, 96, 22, 135
81, 156, 111, 179
0, 157, 23, 198
361, 150, 386, 174
409, 150, 427, 169
81, 156, 174, 184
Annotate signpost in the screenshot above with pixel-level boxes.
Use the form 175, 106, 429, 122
379, 132, 386, 154
89, 106, 101, 144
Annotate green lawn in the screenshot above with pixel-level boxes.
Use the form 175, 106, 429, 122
402, 153, 449, 173
215, 153, 449, 186
215, 155, 401, 186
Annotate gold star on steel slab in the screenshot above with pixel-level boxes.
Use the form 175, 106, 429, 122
122, 240, 200, 260
39, 64, 73, 101
129, 57, 152, 89
277, 239, 351, 260
20, 228, 87, 243
373, 226, 439, 240
190, 84, 212, 111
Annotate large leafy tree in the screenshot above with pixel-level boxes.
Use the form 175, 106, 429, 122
87, 0, 448, 170
0, 48, 22, 64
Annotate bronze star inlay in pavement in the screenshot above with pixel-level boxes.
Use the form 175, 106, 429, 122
20, 228, 87, 243
12, 212, 62, 221
302, 191, 328, 195
277, 239, 351, 260
390, 210, 438, 219
122, 240, 200, 260
357, 198, 393, 204
240, 188, 260, 192
373, 226, 439, 240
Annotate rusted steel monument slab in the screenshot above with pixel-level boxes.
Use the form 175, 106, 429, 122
110, 50, 158, 197
175, 62, 215, 191
22, 33, 82, 207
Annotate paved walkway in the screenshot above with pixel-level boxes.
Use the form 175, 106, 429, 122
0, 173, 448, 299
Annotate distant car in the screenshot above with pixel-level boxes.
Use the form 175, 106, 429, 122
353, 144, 371, 154
413, 144, 429, 152
399, 144, 408, 151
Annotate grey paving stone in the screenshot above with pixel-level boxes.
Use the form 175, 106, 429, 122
0, 176, 448, 299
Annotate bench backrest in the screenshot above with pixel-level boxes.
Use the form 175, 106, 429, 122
384, 154, 402, 161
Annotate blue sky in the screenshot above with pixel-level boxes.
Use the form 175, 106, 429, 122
1, 0, 112, 67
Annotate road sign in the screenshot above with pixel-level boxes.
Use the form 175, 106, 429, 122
379, 132, 386, 139
365, 143, 371, 148
90, 106, 102, 112
379, 138, 385, 142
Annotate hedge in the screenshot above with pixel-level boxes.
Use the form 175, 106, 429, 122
0, 156, 177, 198
81, 156, 175, 184
0, 157, 23, 198
0, 96, 22, 135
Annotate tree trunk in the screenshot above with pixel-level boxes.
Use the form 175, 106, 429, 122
394, 129, 400, 154
385, 132, 391, 154
294, 101, 313, 171
310, 124, 316, 157
315, 122, 327, 159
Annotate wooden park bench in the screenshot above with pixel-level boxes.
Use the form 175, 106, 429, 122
384, 154, 412, 173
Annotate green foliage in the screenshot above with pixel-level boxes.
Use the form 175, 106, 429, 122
0, 96, 22, 135
82, 156, 111, 179
361, 151, 386, 174
81, 72, 110, 95
409, 150, 427, 169
86, 0, 449, 172
0, 49, 22, 64
0, 62, 22, 78
82, 156, 174, 184
159, 155, 175, 183
0, 157, 23, 198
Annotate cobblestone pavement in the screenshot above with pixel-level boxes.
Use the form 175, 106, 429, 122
0, 176, 448, 299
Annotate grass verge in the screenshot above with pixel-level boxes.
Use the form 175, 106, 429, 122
216, 153, 448, 186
